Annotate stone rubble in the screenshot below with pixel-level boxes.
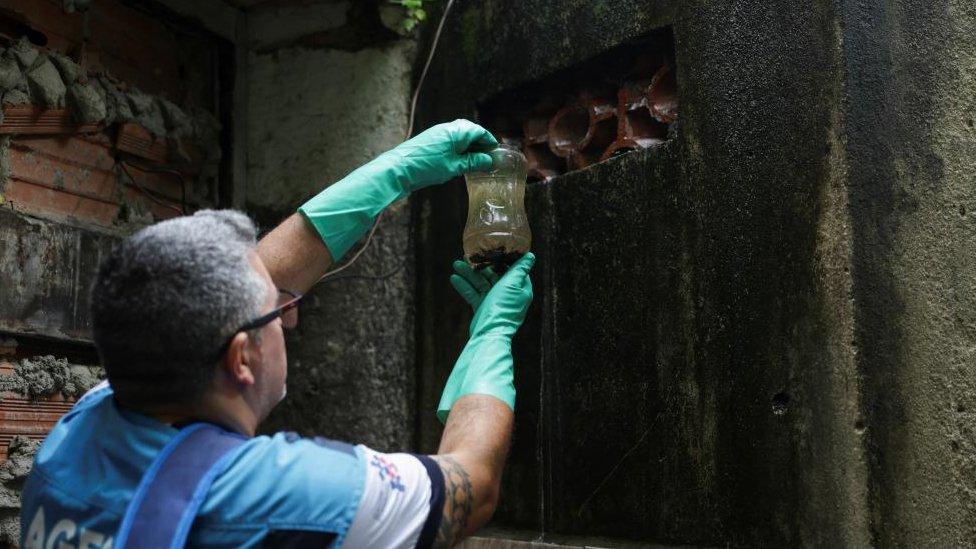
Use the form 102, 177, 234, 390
0, 37, 220, 160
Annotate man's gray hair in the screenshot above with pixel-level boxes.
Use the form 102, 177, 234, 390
91, 210, 268, 407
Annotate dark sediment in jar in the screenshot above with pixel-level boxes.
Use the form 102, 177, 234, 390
468, 246, 526, 271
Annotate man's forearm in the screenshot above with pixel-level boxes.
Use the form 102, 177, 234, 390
255, 120, 496, 295
256, 213, 334, 293
432, 394, 514, 546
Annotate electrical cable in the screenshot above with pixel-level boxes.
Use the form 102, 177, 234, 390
120, 160, 188, 214
408, 0, 456, 140
118, 161, 185, 216
317, 0, 456, 284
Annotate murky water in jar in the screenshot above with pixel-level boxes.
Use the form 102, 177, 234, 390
463, 173, 530, 269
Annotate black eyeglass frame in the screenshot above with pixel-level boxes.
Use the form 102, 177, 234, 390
236, 288, 302, 332
213, 288, 302, 361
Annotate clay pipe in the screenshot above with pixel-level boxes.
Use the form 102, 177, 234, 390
547, 96, 617, 162
601, 83, 667, 161
599, 136, 665, 161
522, 116, 550, 146
647, 64, 678, 123
521, 117, 561, 182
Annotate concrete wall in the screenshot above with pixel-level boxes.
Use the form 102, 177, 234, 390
413, 0, 976, 546
841, 1, 976, 544
243, 0, 419, 450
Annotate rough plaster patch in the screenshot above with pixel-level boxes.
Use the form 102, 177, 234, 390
67, 83, 106, 124
8, 38, 37, 70
95, 76, 134, 125
0, 357, 101, 546
0, 436, 39, 546
48, 52, 81, 85
0, 57, 22, 91
246, 40, 415, 211
1, 89, 28, 106
127, 88, 167, 137
838, 0, 976, 544
25, 56, 66, 109
799, 97, 871, 547
158, 97, 192, 137
0, 136, 10, 195
0, 355, 103, 400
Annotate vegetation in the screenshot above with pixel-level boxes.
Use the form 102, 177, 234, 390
390, 0, 429, 32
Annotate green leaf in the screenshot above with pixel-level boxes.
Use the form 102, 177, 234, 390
415, 8, 427, 20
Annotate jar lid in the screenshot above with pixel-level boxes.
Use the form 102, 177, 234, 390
487, 143, 527, 176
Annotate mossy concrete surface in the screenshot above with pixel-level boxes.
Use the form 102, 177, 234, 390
413, 0, 975, 545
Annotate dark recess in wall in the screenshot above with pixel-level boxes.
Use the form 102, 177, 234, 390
479, 28, 675, 120
119, 0, 241, 207
250, 0, 401, 54
0, 333, 100, 366
0, 7, 46, 46
477, 28, 677, 180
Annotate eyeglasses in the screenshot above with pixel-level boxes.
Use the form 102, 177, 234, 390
214, 289, 302, 361
237, 288, 302, 332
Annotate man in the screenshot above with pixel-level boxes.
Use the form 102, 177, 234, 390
18, 120, 534, 547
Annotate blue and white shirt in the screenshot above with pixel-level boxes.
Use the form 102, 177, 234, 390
19, 382, 445, 548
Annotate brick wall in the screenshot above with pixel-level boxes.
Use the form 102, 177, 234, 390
0, 1, 233, 545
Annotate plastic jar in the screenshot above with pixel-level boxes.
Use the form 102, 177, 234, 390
462, 144, 531, 270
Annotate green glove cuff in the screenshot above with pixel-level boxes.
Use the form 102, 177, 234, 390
298, 155, 407, 261
298, 120, 496, 261
436, 335, 515, 424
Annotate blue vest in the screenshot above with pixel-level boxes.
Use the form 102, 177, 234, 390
20, 386, 365, 548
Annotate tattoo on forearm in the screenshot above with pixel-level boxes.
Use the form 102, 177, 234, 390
432, 456, 473, 548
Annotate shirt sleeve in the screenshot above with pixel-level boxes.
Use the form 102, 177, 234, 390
342, 446, 445, 549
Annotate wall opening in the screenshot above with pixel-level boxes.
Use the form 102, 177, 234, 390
476, 26, 677, 182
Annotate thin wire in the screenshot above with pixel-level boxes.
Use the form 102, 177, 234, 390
318, 0, 456, 284
319, 209, 385, 281
122, 160, 188, 214
408, 0, 456, 139
118, 161, 185, 216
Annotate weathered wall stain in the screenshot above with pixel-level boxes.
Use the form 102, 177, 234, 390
413, 0, 976, 545
841, 0, 976, 545
0, 208, 118, 342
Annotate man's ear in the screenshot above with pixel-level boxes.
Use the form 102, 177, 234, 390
221, 332, 256, 386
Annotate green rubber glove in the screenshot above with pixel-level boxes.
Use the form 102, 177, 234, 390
437, 253, 535, 423
449, 260, 499, 310
299, 120, 497, 260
